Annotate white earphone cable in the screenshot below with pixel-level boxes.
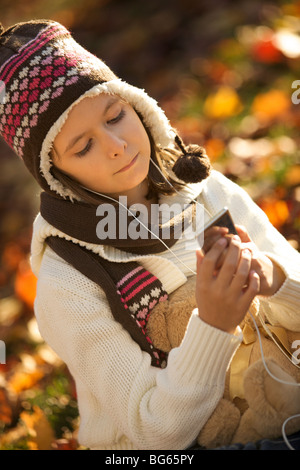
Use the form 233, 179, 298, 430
282, 414, 300, 450
250, 312, 300, 450
250, 313, 300, 385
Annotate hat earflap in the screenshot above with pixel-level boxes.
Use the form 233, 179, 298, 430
172, 134, 212, 184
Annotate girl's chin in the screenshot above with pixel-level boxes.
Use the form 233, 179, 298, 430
116, 175, 148, 194
88, 171, 148, 199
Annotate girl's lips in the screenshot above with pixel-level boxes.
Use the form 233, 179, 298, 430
115, 153, 139, 173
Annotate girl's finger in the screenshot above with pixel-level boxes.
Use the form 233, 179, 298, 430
231, 248, 252, 292
196, 249, 204, 271
235, 225, 252, 243
198, 237, 228, 281
217, 237, 241, 285
240, 270, 260, 310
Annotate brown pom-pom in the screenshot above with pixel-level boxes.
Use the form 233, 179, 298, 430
172, 138, 211, 183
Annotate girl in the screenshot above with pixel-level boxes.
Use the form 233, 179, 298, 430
0, 20, 299, 450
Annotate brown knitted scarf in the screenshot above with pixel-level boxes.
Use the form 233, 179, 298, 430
40, 191, 195, 367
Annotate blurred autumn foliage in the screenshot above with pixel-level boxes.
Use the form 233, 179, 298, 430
0, 0, 300, 450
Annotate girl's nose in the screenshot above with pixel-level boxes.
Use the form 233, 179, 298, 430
103, 130, 127, 159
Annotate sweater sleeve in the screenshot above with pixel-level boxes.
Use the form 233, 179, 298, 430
205, 170, 300, 331
34, 246, 241, 450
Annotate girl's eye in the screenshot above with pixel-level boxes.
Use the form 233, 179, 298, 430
76, 139, 93, 157
74, 108, 125, 157
107, 109, 125, 124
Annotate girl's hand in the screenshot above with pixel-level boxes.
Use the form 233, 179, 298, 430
195, 237, 260, 334
235, 225, 286, 297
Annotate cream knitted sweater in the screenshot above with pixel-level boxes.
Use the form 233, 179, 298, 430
30, 170, 300, 450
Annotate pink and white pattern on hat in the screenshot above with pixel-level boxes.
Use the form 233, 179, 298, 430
0, 23, 112, 159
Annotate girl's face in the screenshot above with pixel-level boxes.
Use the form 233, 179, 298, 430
52, 93, 151, 199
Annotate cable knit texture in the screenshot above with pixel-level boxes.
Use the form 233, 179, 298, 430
30, 170, 300, 450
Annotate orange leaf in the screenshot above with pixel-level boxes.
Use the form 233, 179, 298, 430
20, 406, 55, 450
8, 369, 44, 394
0, 388, 13, 426
259, 199, 290, 229
251, 89, 290, 122
203, 86, 243, 120
204, 138, 225, 161
14, 260, 37, 308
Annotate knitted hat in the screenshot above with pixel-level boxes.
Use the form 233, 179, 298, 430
0, 20, 210, 199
